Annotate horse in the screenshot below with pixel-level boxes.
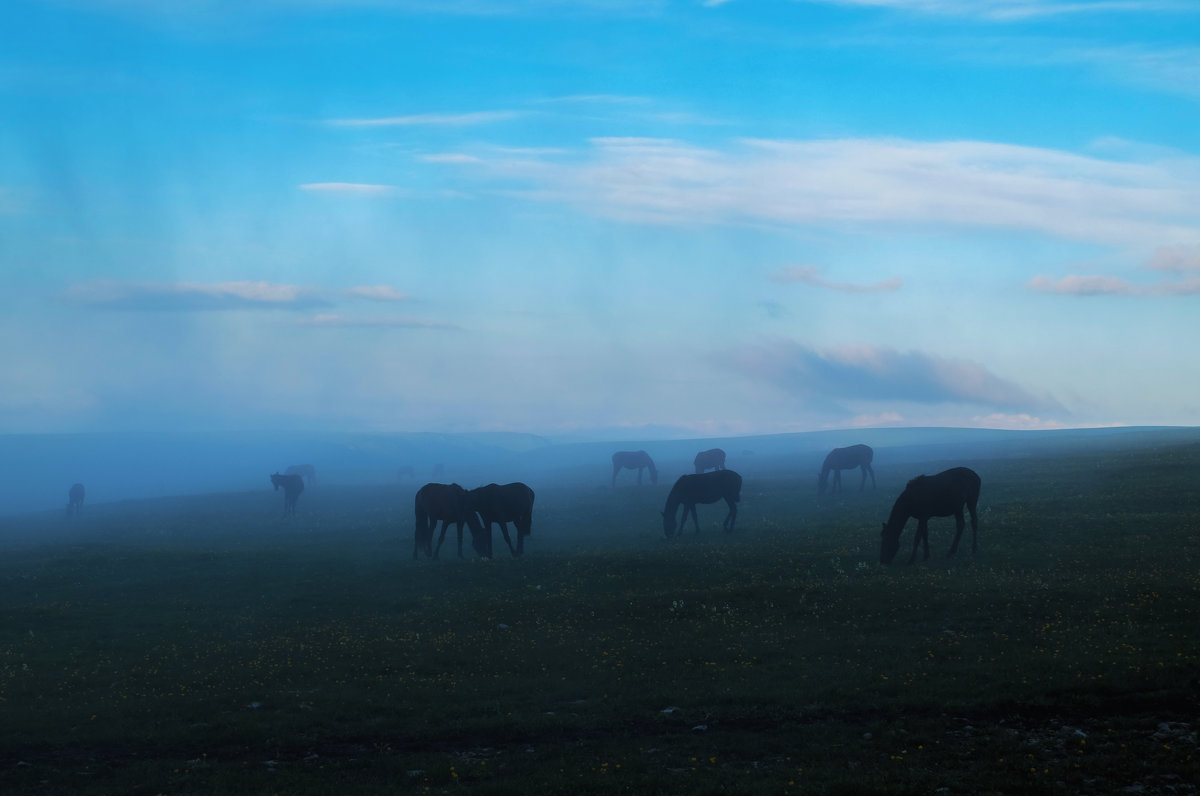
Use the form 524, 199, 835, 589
694, 448, 726, 474
818, 444, 876, 495
270, 472, 305, 517
662, 469, 742, 538
285, 464, 316, 487
469, 482, 535, 558
880, 467, 981, 565
66, 483, 85, 517
414, 482, 486, 560
612, 450, 658, 487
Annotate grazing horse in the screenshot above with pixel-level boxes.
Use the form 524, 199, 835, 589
880, 467, 981, 565
414, 482, 486, 560
469, 482, 535, 558
270, 472, 305, 517
66, 483, 85, 517
818, 444, 876, 495
285, 464, 316, 487
662, 469, 742, 538
612, 450, 658, 487
693, 448, 726, 474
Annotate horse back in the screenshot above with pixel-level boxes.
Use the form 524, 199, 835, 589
904, 467, 980, 516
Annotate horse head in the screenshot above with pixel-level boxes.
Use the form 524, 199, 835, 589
271, 473, 281, 491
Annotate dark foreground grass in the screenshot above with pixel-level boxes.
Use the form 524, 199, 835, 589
2, 442, 1200, 794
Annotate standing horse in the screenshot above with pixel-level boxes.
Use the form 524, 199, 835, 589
469, 482, 535, 558
662, 469, 742, 538
693, 448, 726, 474
66, 483, 85, 517
285, 464, 316, 487
612, 450, 658, 487
818, 444, 876, 495
270, 472, 305, 517
414, 482, 486, 560
880, 467, 981, 565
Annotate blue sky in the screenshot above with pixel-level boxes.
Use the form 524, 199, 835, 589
2, 0, 1198, 437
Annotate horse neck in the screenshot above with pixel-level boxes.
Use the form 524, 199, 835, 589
885, 493, 911, 530
663, 486, 683, 514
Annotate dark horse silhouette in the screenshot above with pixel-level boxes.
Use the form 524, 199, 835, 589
270, 472, 305, 517
414, 482, 486, 560
880, 467, 981, 565
469, 482, 535, 558
612, 450, 658, 487
693, 448, 726, 474
662, 469, 742, 538
818, 444, 876, 495
66, 483, 85, 517
285, 464, 316, 487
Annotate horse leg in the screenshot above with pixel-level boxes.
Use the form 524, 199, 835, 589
967, 499, 979, 554
433, 519, 451, 559
724, 498, 737, 532
865, 463, 876, 490
497, 521, 516, 557
636, 466, 643, 485
859, 465, 868, 491
516, 513, 530, 556
833, 469, 842, 494
948, 509, 965, 557
455, 520, 466, 559
687, 504, 701, 534
908, 518, 927, 564
612, 463, 620, 488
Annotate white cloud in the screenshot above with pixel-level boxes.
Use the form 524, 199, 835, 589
299, 182, 398, 195
62, 280, 329, 310
325, 111, 523, 128
768, 265, 902, 292
417, 153, 483, 164
795, 0, 1188, 20
433, 136, 1200, 247
298, 313, 459, 329
969, 413, 1072, 430
344, 285, 410, 302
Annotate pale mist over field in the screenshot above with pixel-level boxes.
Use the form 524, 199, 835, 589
2, 1, 1198, 515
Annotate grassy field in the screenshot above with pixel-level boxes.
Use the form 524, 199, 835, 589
2, 438, 1200, 794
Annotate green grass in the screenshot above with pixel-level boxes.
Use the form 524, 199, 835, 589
3, 442, 1200, 794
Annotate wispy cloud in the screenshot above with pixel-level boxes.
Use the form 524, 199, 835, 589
1027, 273, 1200, 295
325, 111, 523, 128
768, 265, 901, 293
792, 0, 1188, 21
298, 313, 460, 330
427, 136, 1200, 246
1029, 246, 1200, 295
417, 153, 484, 164
344, 285, 410, 302
1146, 245, 1200, 273
299, 182, 399, 195
718, 339, 1061, 412
62, 280, 331, 311
970, 412, 1071, 430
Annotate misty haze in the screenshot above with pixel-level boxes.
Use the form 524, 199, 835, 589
4, 0, 1200, 793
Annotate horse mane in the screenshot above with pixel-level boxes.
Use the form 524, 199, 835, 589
905, 474, 926, 491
